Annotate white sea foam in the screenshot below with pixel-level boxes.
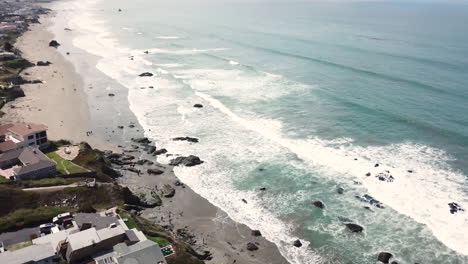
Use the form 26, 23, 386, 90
50, 0, 468, 261
195, 91, 468, 256
157, 36, 181, 39
229, 60, 240, 65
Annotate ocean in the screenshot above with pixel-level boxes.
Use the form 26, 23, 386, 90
50, 0, 468, 263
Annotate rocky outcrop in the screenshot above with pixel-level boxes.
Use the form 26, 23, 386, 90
293, 240, 302, 247
153, 148, 167, 156
147, 168, 164, 175
36, 61, 51, 66
345, 223, 364, 233
147, 146, 156, 154
169, 155, 204, 167
355, 194, 384, 209
251, 230, 262, 236
376, 172, 394, 182
246, 242, 259, 251
313, 201, 325, 209
172, 137, 199, 143
49, 40, 60, 47
132, 137, 151, 144
138, 72, 153, 77
123, 187, 161, 208
377, 252, 393, 264
162, 184, 176, 198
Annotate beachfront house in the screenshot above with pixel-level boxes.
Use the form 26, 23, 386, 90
0, 122, 50, 150
0, 146, 56, 180
0, 243, 56, 264
93, 240, 167, 264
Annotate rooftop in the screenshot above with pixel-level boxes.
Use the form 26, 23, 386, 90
0, 146, 55, 176
0, 242, 55, 264
4, 122, 47, 136
0, 140, 16, 153
68, 225, 126, 251
95, 240, 167, 264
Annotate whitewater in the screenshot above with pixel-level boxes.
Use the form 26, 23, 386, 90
51, 0, 468, 263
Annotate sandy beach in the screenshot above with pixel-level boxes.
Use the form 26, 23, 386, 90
1, 15, 112, 151
1, 9, 291, 264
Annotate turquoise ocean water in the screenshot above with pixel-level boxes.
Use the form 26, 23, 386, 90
53, 0, 468, 263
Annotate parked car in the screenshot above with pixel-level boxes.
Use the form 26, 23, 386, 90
39, 223, 56, 234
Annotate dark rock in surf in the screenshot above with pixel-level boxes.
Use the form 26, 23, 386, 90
365, 172, 371, 176
293, 240, 302, 247
407, 170, 413, 173
345, 223, 364, 233
377, 252, 393, 264
138, 72, 153, 77
259, 187, 267, 191
147, 168, 164, 175
246, 242, 258, 251
49, 40, 60, 47
242, 199, 248, 204
448, 202, 464, 214
193, 104, 203, 108
337, 187, 345, 194
374, 163, 379, 167
313, 201, 325, 209
108, 93, 115, 97
376, 172, 394, 182
173, 136, 199, 143
117, 126, 124, 129
147, 146, 156, 154
36, 61, 51, 66
153, 148, 168, 156
169, 155, 204, 167
251, 230, 262, 237
132, 137, 151, 144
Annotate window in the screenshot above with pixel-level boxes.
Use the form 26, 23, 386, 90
39, 131, 47, 138
40, 138, 47, 144
36, 140, 40, 145
28, 135, 34, 140
35, 133, 40, 138
29, 142, 35, 146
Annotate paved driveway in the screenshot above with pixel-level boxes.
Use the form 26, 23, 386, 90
0, 227, 39, 247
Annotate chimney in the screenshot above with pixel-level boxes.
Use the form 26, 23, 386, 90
27, 124, 31, 129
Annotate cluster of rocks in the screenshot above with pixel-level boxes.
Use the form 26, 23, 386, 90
375, 172, 394, 182
448, 202, 464, 214
355, 194, 385, 209
169, 155, 204, 167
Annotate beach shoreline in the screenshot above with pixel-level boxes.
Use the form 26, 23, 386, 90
1, 7, 291, 264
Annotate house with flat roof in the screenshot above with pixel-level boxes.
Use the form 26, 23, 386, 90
0, 146, 56, 180
0, 123, 50, 150
93, 239, 167, 264
65, 225, 128, 263
0, 242, 56, 264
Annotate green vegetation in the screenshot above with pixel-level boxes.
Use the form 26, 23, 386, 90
63, 186, 90, 194
0, 207, 69, 233
0, 177, 11, 183
1, 177, 86, 188
146, 235, 170, 247
46, 151, 88, 175
118, 210, 203, 264
123, 215, 138, 230
0, 185, 38, 216
72, 143, 120, 182
6, 241, 32, 251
